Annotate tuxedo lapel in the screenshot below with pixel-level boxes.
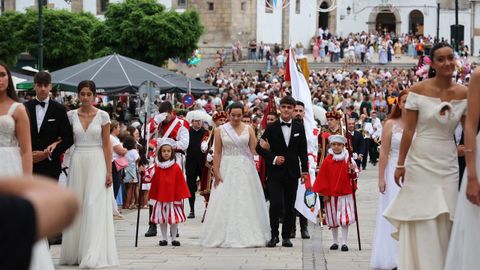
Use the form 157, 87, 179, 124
275, 121, 288, 149
26, 101, 38, 135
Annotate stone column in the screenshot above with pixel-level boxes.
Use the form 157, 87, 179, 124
282, 2, 290, 48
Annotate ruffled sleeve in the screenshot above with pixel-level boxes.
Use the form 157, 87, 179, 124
405, 92, 419, 111
100, 110, 111, 126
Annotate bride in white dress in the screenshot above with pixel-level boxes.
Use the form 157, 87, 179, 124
0, 64, 54, 270
201, 102, 270, 247
370, 91, 408, 270
60, 80, 119, 268
444, 69, 480, 270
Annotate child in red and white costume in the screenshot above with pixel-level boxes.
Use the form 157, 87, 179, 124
312, 134, 358, 252
146, 138, 191, 246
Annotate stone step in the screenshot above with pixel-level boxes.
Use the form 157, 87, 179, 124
223, 61, 416, 72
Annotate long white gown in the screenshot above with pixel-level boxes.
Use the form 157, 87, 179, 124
60, 109, 119, 268
0, 102, 55, 270
370, 122, 402, 269
201, 124, 270, 247
444, 131, 480, 270
384, 92, 467, 270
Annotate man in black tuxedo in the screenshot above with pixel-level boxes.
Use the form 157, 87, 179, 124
256, 96, 308, 248
25, 71, 73, 181
347, 118, 365, 169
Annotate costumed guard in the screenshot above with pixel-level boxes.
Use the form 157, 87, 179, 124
145, 101, 190, 237
185, 111, 210, 219
313, 135, 358, 252
199, 111, 227, 220
146, 138, 191, 246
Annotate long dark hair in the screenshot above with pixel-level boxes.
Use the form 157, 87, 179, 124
227, 102, 244, 113
0, 62, 17, 101
388, 90, 409, 120
428, 42, 454, 78
77, 80, 97, 95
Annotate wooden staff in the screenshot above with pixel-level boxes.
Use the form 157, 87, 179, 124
343, 114, 362, 251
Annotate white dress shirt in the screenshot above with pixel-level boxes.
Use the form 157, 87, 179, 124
35, 97, 50, 132
280, 119, 292, 146
273, 119, 292, 165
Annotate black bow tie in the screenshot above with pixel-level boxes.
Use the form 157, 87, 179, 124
281, 122, 291, 127
34, 99, 46, 108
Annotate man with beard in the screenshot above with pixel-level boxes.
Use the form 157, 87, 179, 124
291, 101, 311, 239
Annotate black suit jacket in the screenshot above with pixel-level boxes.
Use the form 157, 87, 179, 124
25, 100, 73, 178
256, 120, 308, 182
350, 130, 365, 157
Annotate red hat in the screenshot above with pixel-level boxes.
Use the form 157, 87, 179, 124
212, 111, 227, 122
326, 110, 342, 120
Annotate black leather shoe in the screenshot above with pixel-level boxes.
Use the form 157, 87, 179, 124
172, 240, 180, 246
159, 240, 167, 246
282, 238, 293, 247
341, 244, 349, 251
188, 212, 195, 219
266, 236, 279, 247
144, 225, 157, 237
301, 229, 310, 239
329, 243, 339, 250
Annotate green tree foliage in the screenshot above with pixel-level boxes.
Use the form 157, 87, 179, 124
0, 0, 203, 69
102, 0, 204, 66
18, 9, 99, 70
0, 12, 27, 65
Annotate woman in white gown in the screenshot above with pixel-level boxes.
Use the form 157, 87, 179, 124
60, 80, 119, 268
444, 68, 480, 270
384, 43, 468, 270
201, 102, 270, 247
0, 63, 55, 270
370, 90, 408, 270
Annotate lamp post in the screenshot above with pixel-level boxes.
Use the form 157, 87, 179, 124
436, 1, 440, 43
38, 0, 43, 71
455, 0, 459, 52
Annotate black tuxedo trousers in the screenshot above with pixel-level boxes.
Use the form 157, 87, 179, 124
256, 120, 308, 239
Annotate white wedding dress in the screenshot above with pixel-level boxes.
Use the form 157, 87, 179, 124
60, 109, 119, 268
201, 124, 270, 247
0, 102, 54, 270
370, 122, 402, 269
444, 131, 480, 270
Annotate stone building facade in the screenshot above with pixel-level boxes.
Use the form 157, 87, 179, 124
3, 0, 479, 55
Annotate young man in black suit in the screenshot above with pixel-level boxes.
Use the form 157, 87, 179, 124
25, 72, 73, 245
347, 118, 365, 169
25, 72, 73, 180
256, 96, 308, 248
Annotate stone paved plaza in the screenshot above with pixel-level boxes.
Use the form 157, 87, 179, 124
50, 166, 379, 270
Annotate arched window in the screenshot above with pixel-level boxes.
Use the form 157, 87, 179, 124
409, 10, 424, 36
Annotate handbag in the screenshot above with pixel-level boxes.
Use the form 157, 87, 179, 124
114, 157, 128, 171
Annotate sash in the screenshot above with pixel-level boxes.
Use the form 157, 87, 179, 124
161, 118, 180, 139
222, 123, 254, 161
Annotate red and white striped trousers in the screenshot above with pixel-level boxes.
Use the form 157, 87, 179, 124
324, 194, 356, 228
